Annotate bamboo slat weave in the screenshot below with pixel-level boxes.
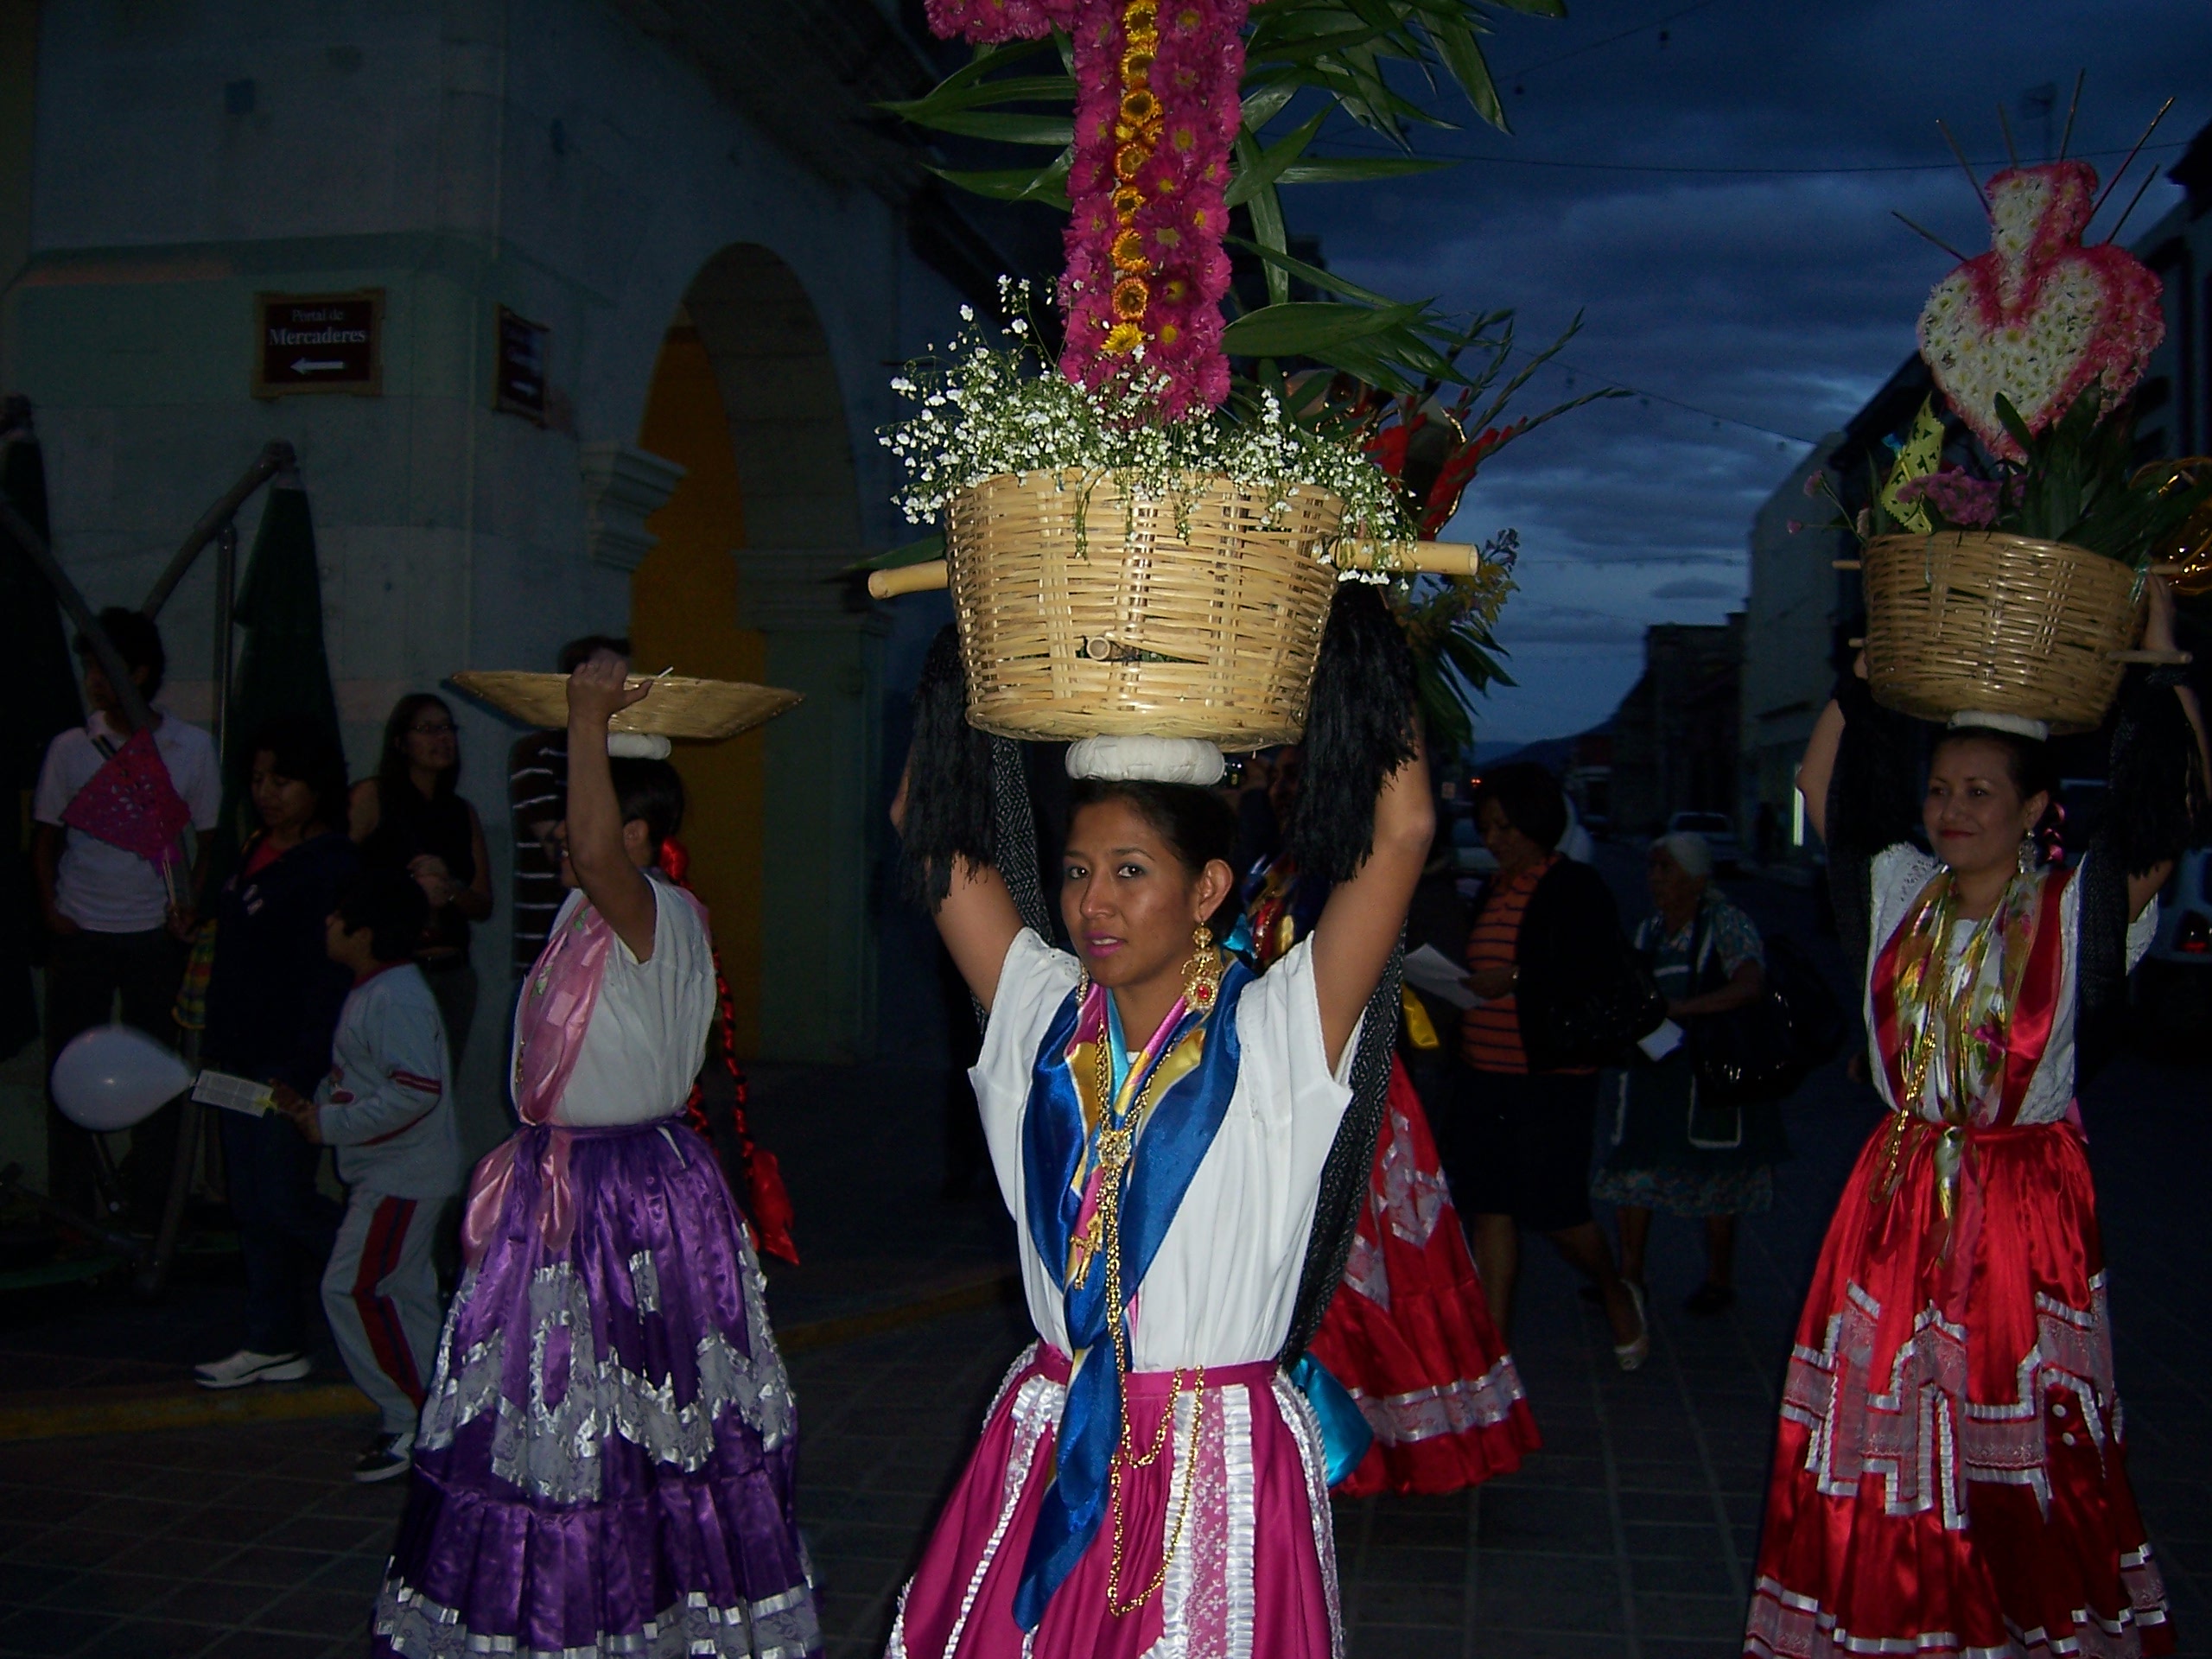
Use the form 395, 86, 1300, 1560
449, 671, 802, 741
1861, 531, 2143, 733
945, 468, 1346, 745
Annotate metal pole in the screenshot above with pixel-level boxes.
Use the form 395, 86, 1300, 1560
211, 519, 238, 770
0, 496, 159, 735
139, 441, 293, 620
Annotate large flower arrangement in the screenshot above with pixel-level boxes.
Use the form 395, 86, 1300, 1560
887, 0, 1595, 745
894, 0, 1560, 419
1805, 155, 2208, 563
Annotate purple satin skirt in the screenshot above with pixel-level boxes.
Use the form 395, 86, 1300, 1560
372, 1118, 820, 1659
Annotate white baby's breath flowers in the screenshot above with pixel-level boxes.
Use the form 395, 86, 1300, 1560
881, 291, 1414, 547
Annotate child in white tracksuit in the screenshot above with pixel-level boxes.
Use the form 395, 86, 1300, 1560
275, 869, 462, 1482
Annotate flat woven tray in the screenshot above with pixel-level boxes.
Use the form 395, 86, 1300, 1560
449, 671, 801, 741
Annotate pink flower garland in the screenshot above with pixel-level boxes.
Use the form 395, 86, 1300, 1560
924, 0, 1078, 46
1060, 0, 1246, 417
928, 0, 1247, 421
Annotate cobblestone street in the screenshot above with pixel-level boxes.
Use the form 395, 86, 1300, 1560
0, 872, 2205, 1657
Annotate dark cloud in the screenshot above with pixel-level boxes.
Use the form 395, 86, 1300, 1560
1649, 576, 1743, 600
1282, 0, 2212, 741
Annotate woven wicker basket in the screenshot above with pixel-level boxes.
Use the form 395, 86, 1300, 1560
449, 671, 801, 741
1860, 531, 2144, 733
946, 468, 1346, 745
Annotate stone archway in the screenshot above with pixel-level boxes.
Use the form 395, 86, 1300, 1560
629, 244, 883, 1064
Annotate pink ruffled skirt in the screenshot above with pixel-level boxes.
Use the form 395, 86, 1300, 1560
887, 1344, 1340, 1659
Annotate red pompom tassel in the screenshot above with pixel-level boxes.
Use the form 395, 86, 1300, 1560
668, 836, 800, 1264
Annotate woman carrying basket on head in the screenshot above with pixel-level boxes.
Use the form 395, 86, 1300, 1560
1743, 581, 2202, 1659
886, 587, 1433, 1659
373, 657, 817, 1659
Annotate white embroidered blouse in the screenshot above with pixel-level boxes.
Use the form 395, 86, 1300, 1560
1863, 845, 2157, 1127
972, 928, 1360, 1372
520, 877, 716, 1128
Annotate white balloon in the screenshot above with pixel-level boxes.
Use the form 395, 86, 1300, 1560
51, 1025, 194, 1132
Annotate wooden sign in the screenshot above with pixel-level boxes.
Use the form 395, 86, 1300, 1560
493, 307, 549, 424
252, 291, 383, 397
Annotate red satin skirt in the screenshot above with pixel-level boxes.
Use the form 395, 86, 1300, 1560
1306, 1060, 1540, 1496
1745, 1113, 2173, 1658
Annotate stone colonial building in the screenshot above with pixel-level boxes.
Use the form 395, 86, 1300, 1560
0, 0, 1045, 1160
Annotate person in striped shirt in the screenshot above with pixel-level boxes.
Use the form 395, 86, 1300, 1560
1450, 763, 1650, 1369
507, 634, 629, 977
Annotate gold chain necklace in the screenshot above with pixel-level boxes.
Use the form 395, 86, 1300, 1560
1893, 873, 2019, 1118
1090, 1000, 1205, 1618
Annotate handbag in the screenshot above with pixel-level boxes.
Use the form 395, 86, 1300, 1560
1524, 926, 1669, 1070
1685, 909, 1797, 1106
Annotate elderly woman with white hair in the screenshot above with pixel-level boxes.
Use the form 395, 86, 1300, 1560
1592, 830, 1781, 1315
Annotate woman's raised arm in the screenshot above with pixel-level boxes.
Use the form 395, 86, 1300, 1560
1799, 699, 1844, 849
564, 660, 658, 962
1309, 737, 1435, 1072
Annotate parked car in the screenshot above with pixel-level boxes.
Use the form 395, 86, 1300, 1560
1448, 807, 1497, 880
1665, 810, 1744, 874
2138, 847, 2212, 1056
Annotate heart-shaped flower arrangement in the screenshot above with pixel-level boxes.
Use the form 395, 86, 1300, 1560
1916, 161, 2164, 461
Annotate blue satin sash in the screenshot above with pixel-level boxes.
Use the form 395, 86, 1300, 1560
1012, 961, 1252, 1630
1287, 1352, 1375, 1486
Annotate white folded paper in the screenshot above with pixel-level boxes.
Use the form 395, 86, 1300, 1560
1637, 1019, 1685, 1062
193, 1070, 276, 1117
1403, 944, 1481, 1010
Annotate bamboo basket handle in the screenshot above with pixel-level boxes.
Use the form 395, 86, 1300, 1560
868, 559, 950, 599
1333, 540, 1480, 576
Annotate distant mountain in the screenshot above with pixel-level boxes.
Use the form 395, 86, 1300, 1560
1473, 721, 1609, 777
1476, 735, 1579, 776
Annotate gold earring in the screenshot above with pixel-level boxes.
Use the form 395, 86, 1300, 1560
1183, 922, 1222, 1011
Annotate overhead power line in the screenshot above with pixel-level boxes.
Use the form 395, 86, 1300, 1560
1330, 137, 2190, 178
1495, 0, 1727, 84
1500, 343, 1823, 446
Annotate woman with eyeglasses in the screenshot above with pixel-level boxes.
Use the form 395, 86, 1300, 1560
351, 694, 493, 1065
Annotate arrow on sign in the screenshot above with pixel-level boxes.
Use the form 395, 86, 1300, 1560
291, 358, 347, 374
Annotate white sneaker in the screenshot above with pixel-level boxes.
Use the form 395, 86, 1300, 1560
353, 1431, 416, 1483
194, 1349, 312, 1389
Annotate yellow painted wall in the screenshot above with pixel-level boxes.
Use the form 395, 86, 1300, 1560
630, 323, 769, 1055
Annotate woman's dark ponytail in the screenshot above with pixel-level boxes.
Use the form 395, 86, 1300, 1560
899, 625, 998, 908
1285, 581, 1419, 885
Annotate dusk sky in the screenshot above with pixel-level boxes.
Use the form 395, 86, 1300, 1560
1284, 0, 2212, 745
